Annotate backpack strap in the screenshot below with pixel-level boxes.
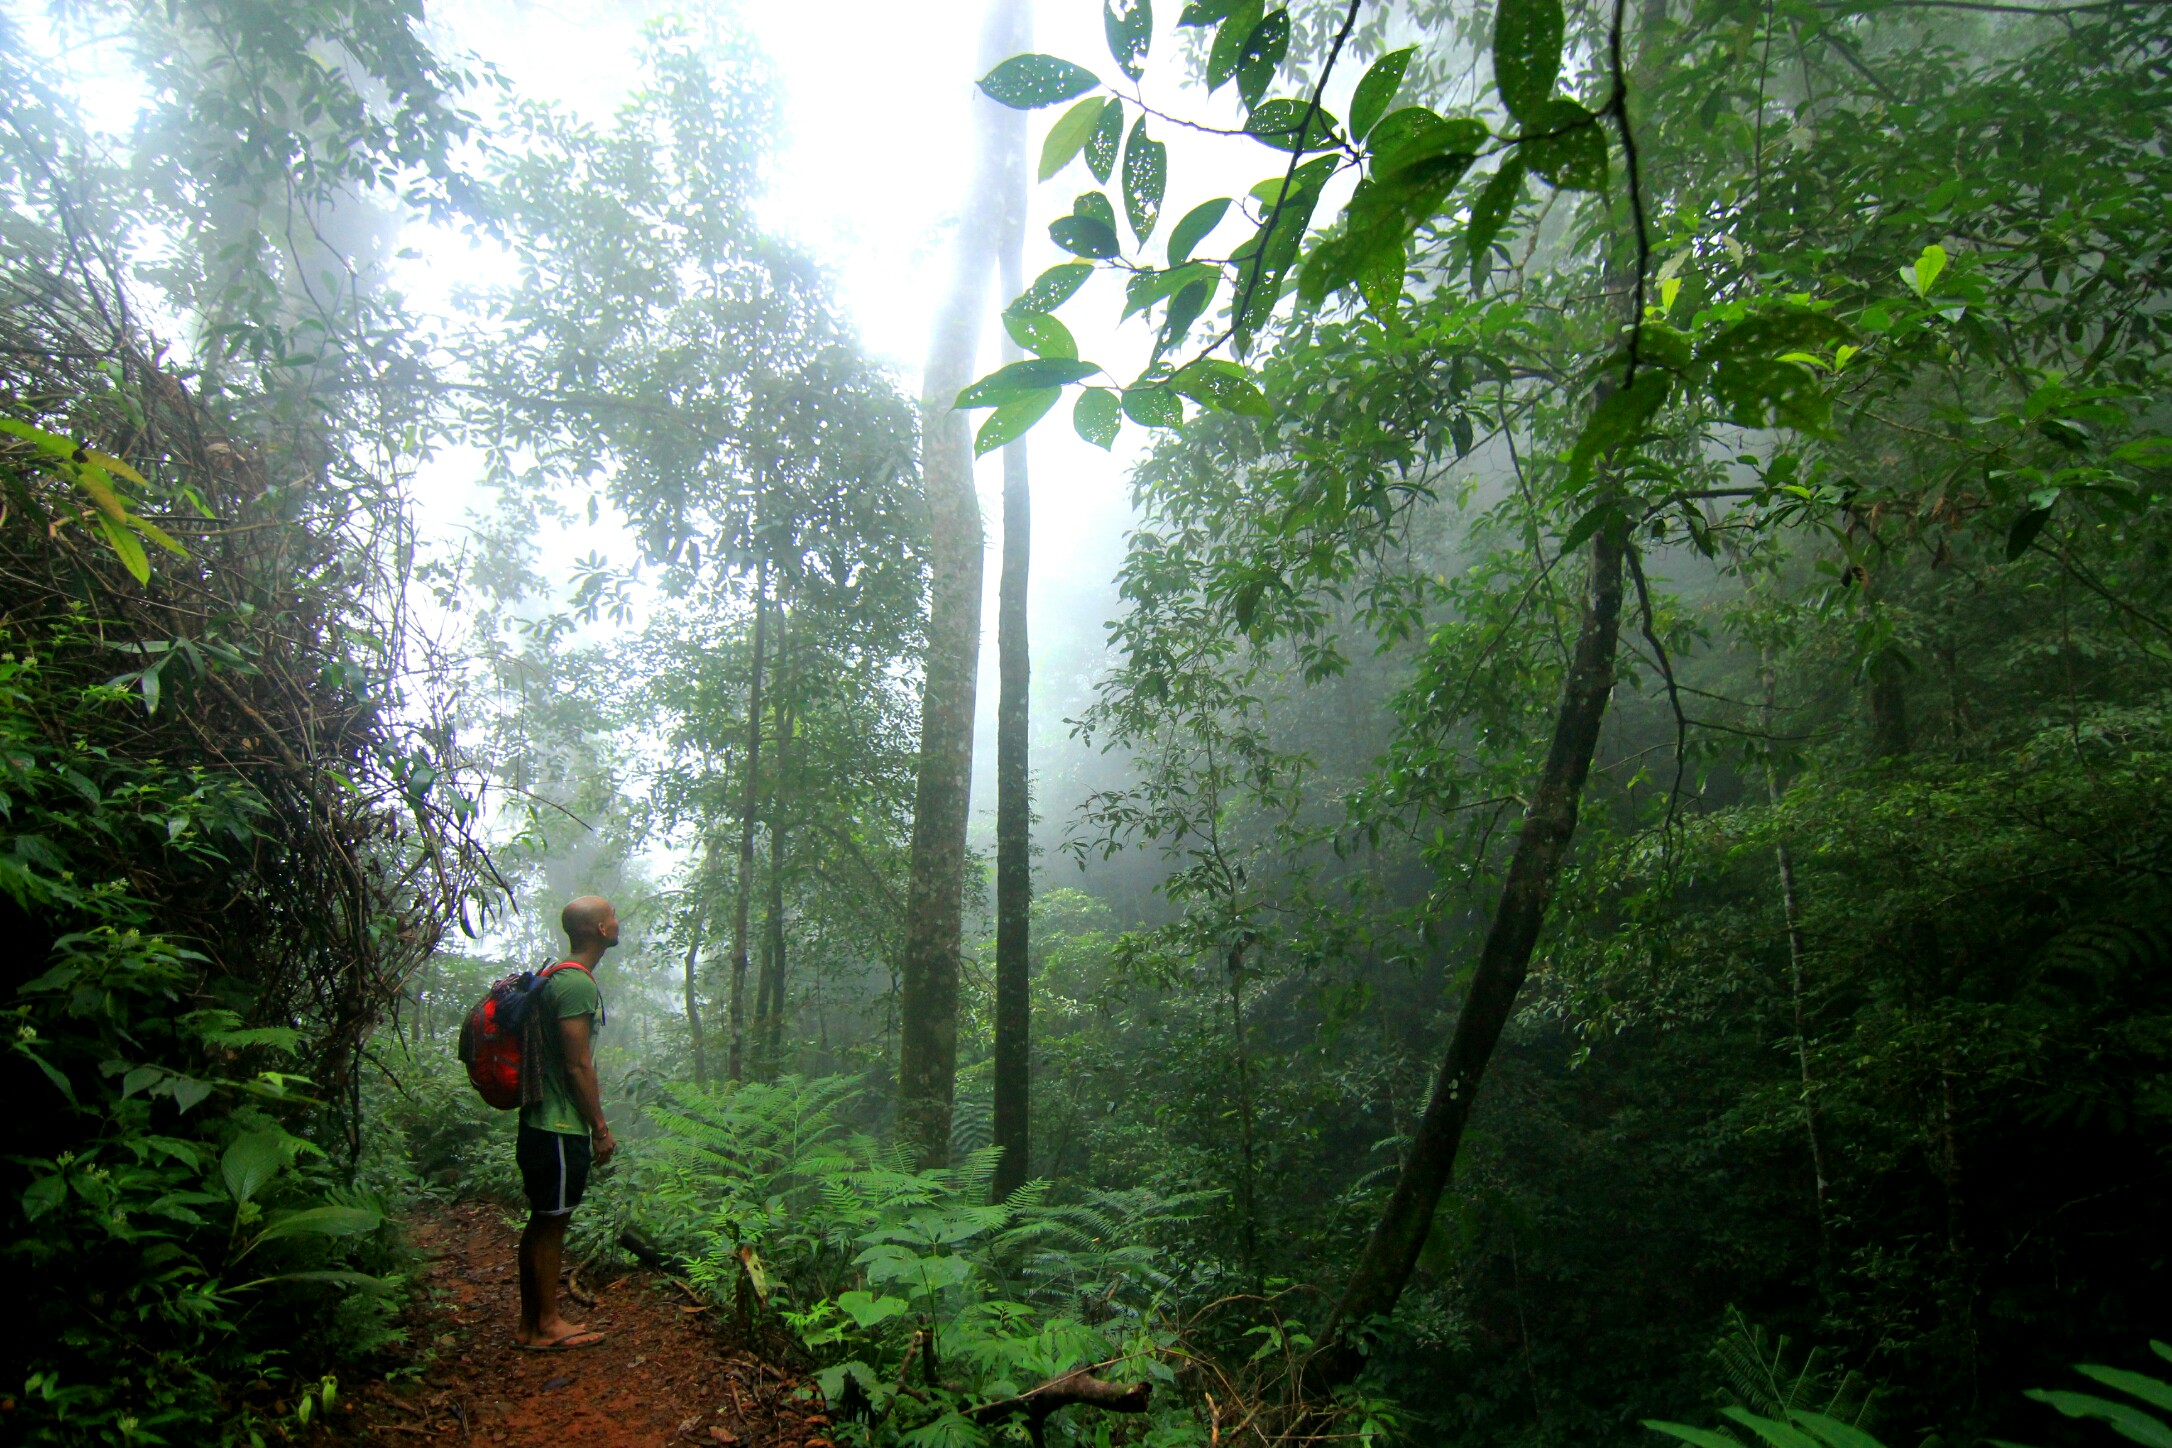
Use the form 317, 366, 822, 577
532, 960, 604, 1029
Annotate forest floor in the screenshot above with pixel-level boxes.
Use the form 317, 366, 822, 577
308, 1203, 833, 1446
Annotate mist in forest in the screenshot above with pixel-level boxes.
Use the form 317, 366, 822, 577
5, 0, 2169, 1444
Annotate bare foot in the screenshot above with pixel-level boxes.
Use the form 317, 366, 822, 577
514, 1315, 592, 1347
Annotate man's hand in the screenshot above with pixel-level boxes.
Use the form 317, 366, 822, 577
592, 1125, 617, 1166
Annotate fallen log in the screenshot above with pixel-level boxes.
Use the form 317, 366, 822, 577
967, 1367, 1151, 1445
618, 1228, 678, 1272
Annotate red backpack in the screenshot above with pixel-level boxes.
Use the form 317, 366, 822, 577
456, 962, 589, 1110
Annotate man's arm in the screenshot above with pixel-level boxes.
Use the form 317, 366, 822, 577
557, 1013, 616, 1165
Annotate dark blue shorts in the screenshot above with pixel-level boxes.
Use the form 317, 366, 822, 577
516, 1123, 591, 1217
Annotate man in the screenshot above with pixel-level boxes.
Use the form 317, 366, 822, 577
514, 895, 620, 1350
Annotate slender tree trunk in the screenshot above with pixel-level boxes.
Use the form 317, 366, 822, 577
1761, 658, 1833, 1271
897, 0, 1027, 1169
728, 564, 768, 1084
991, 74, 1034, 1201
759, 615, 793, 1078
685, 831, 719, 1087
1320, 517, 1626, 1367
1228, 938, 1259, 1282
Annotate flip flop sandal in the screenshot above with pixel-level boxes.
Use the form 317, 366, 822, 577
514, 1331, 606, 1351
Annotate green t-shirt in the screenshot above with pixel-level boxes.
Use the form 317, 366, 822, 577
520, 963, 601, 1136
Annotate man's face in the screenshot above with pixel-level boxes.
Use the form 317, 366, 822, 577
599, 906, 621, 947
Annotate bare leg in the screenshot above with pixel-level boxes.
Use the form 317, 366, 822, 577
515, 1212, 591, 1345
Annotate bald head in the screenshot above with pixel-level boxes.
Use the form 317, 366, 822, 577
561, 895, 619, 951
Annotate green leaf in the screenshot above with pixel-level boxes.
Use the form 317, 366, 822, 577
1039, 97, 1111, 182
254, 1205, 384, 1244
1350, 46, 1414, 140
23, 1173, 67, 1222
2006, 505, 2052, 560
122, 1064, 166, 1099
1789, 1412, 1885, 1448
1179, 0, 1237, 22
837, 1290, 911, 1330
979, 55, 1102, 110
1123, 385, 1185, 428
1236, 9, 1290, 109
1467, 156, 1527, 273
1909, 242, 1948, 296
169, 1075, 213, 1114
1207, 0, 1264, 91
222, 1128, 287, 1206
1521, 98, 1606, 190
1369, 108, 1488, 175
1011, 262, 1094, 314
1569, 370, 1671, 484
2027, 1391, 2172, 1448
1645, 1424, 1745, 1448
2076, 1367, 2172, 1415
1050, 215, 1122, 259
1074, 190, 1118, 230
1721, 1407, 1823, 1448
1123, 116, 1168, 241
1247, 99, 1341, 153
1125, 263, 1215, 319
1494, 0, 1565, 124
1168, 198, 1231, 265
956, 359, 1101, 408
1087, 97, 1124, 182
1173, 360, 1270, 416
97, 511, 151, 584
1004, 310, 1078, 360
975, 389, 1063, 456
1074, 387, 1122, 449
1162, 278, 1216, 347
1105, 0, 1152, 81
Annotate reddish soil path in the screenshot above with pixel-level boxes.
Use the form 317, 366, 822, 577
314, 1203, 832, 1447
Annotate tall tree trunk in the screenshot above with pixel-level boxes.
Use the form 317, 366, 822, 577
991, 68, 1034, 1202
897, 0, 1027, 1169
1228, 938, 1260, 1283
758, 612, 794, 1079
684, 831, 718, 1087
1761, 657, 1834, 1272
727, 564, 768, 1084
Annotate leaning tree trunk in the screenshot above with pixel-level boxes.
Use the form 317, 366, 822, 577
1314, 0, 1666, 1380
990, 50, 1034, 1202
896, 0, 1028, 1169
727, 563, 768, 1084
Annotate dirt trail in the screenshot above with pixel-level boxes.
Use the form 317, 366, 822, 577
314, 1203, 832, 1447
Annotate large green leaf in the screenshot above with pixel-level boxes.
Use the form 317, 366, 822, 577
1105, 0, 1152, 81
2076, 1366, 2172, 1415
1125, 262, 1217, 319
1369, 107, 1488, 174
1236, 9, 1290, 109
979, 55, 1102, 110
1246, 99, 1340, 153
957, 359, 1101, 408
1074, 387, 1122, 449
1494, 0, 1565, 124
1168, 197, 1231, 265
1010, 262, 1094, 314
1004, 310, 1078, 359
222, 1128, 287, 1205
1123, 116, 1168, 242
1123, 385, 1185, 428
1039, 96, 1111, 182
1206, 0, 1264, 90
1645, 1423, 1748, 1448
254, 1204, 385, 1244
1350, 46, 1414, 140
1521, 98, 1607, 191
1161, 276, 1217, 349
1050, 214, 1122, 259
975, 389, 1064, 456
1173, 360, 1270, 416
1568, 370, 1671, 484
1467, 155, 1527, 274
1087, 97, 1124, 182
2027, 1390, 2172, 1448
